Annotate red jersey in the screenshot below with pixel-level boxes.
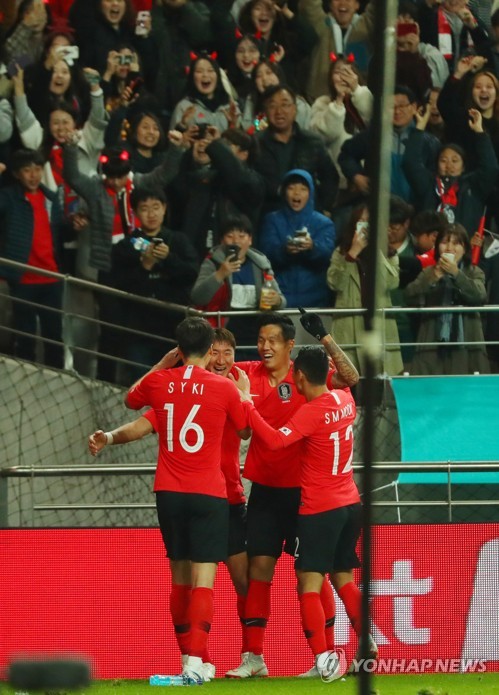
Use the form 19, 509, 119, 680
126, 365, 248, 497
143, 407, 245, 505
245, 389, 360, 515
236, 361, 305, 487
236, 361, 341, 488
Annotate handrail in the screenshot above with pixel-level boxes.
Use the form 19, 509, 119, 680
2, 461, 498, 477
0, 256, 201, 316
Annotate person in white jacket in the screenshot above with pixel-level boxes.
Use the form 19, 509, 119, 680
309, 55, 372, 196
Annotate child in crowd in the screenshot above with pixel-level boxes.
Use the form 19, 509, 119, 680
259, 168, 335, 323
191, 215, 285, 359
0, 148, 64, 368
113, 186, 198, 380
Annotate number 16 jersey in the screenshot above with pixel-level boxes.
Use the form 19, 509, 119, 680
126, 364, 248, 497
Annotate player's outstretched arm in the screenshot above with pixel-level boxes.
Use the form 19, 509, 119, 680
298, 308, 359, 388
88, 417, 154, 455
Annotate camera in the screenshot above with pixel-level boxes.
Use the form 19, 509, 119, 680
118, 54, 133, 66
293, 228, 309, 245
151, 237, 163, 246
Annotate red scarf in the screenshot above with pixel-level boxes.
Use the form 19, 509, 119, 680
436, 176, 459, 217
437, 7, 453, 60
49, 144, 78, 217
104, 178, 135, 242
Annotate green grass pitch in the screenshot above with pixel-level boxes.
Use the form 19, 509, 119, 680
3, 673, 499, 695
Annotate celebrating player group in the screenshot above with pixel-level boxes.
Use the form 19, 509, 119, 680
88, 310, 378, 683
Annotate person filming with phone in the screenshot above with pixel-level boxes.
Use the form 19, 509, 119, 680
191, 215, 285, 359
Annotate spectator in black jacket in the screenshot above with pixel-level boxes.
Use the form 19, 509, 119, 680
417, 0, 489, 73
338, 85, 440, 205
168, 126, 265, 258
253, 84, 339, 220
113, 187, 199, 380
149, 0, 214, 121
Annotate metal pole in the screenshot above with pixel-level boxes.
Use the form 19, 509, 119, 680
360, 3, 398, 694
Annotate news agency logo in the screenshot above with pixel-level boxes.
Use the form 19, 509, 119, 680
348, 658, 487, 674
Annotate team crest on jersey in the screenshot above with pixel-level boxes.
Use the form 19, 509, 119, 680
278, 383, 292, 401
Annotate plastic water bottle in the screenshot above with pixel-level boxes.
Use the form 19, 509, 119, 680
149, 674, 202, 686
131, 236, 151, 252
259, 272, 278, 310
149, 675, 185, 686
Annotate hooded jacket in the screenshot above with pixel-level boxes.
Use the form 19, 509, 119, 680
191, 244, 286, 324
259, 169, 335, 307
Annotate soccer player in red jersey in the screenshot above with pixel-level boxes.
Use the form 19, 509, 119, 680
235, 344, 364, 682
90, 327, 249, 680
226, 310, 360, 678
124, 317, 248, 683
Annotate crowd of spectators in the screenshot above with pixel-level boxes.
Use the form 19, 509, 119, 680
1, 0, 499, 382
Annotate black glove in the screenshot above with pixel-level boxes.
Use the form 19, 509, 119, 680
298, 307, 328, 341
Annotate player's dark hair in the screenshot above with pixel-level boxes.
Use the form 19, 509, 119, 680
130, 187, 167, 210
213, 327, 236, 350
294, 346, 328, 386
176, 317, 214, 358
257, 312, 295, 341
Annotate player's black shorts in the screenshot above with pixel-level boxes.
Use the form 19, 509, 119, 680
294, 503, 362, 574
246, 483, 301, 559
228, 502, 247, 557
155, 491, 229, 563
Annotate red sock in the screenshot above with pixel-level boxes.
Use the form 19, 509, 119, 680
170, 583, 192, 656
299, 592, 327, 656
338, 581, 362, 636
189, 587, 213, 658
202, 646, 212, 665
237, 593, 249, 654
321, 578, 336, 651
244, 579, 271, 656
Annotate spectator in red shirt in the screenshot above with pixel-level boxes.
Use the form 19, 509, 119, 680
0, 148, 64, 368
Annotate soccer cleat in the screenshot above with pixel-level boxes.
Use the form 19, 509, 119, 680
348, 634, 379, 674
182, 656, 205, 684
182, 669, 204, 685
225, 652, 268, 679
202, 662, 216, 681
298, 663, 320, 678
316, 650, 345, 683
